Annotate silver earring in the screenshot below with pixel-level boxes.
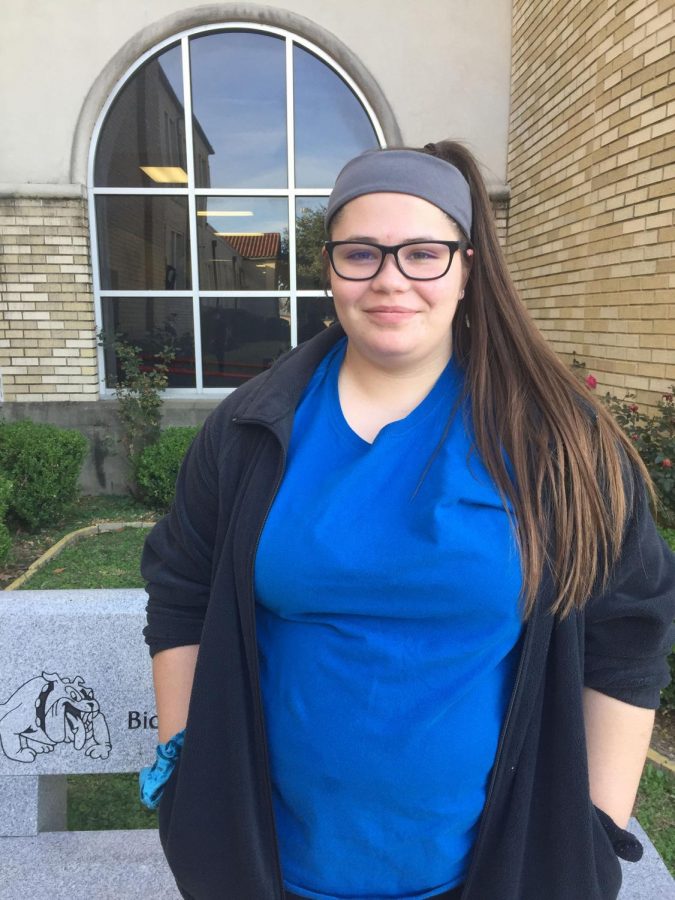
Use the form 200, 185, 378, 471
465, 314, 470, 329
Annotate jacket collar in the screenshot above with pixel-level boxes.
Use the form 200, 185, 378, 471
231, 322, 346, 427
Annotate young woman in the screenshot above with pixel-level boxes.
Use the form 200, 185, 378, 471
141, 141, 675, 900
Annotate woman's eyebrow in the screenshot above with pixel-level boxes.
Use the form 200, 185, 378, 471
341, 234, 442, 242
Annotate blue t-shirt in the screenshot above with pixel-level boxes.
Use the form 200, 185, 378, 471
255, 339, 522, 899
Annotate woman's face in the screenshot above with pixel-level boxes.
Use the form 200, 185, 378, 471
327, 192, 469, 373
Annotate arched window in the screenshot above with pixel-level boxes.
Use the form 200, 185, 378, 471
90, 25, 384, 393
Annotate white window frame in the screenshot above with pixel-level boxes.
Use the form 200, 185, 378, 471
88, 23, 386, 398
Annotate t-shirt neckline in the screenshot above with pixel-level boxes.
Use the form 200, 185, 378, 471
326, 339, 463, 448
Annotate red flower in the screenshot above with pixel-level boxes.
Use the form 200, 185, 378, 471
631, 433, 639, 441
663, 394, 673, 402
628, 403, 639, 413
662, 458, 672, 469
585, 374, 597, 389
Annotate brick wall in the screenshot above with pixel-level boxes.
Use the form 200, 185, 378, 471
507, 0, 675, 407
0, 197, 98, 401
493, 197, 509, 249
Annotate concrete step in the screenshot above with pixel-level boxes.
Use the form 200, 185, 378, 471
0, 819, 672, 900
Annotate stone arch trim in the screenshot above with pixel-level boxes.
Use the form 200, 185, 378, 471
70, 2, 402, 186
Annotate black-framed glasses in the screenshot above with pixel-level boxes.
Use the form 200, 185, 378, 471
324, 239, 471, 281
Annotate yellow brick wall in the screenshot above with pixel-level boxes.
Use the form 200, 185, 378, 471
493, 198, 509, 249
0, 197, 98, 401
507, 0, 675, 407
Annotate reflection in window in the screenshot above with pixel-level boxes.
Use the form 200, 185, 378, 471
92, 26, 383, 391
200, 298, 290, 387
95, 44, 187, 187
96, 196, 191, 290
298, 297, 337, 344
295, 198, 329, 290
197, 197, 289, 290
190, 31, 287, 188
294, 45, 379, 187
101, 297, 196, 388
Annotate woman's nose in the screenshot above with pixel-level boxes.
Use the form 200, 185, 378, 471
370, 251, 410, 289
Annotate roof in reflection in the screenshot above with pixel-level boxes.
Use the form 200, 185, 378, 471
225, 233, 281, 259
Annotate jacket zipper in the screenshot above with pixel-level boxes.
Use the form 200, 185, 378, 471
237, 418, 288, 899
459, 613, 536, 899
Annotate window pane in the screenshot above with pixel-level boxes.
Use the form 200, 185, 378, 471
297, 296, 337, 344
101, 297, 196, 388
197, 197, 289, 290
95, 44, 187, 187
295, 197, 329, 289
190, 32, 287, 188
96, 196, 191, 290
200, 297, 290, 387
294, 45, 379, 187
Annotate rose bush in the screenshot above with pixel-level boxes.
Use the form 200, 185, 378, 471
572, 356, 675, 525
600, 389, 675, 525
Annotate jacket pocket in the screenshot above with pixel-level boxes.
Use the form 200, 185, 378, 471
591, 804, 624, 899
593, 804, 643, 862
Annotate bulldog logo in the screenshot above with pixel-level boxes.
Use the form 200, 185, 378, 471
0, 672, 112, 763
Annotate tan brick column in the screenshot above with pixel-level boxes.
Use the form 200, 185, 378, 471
507, 0, 675, 408
0, 196, 98, 401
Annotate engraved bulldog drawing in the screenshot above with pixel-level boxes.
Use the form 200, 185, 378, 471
0, 672, 112, 763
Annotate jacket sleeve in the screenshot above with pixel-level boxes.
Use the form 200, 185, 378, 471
141, 411, 221, 657
584, 472, 675, 709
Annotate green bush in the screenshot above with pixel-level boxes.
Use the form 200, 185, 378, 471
602, 389, 675, 524
572, 357, 675, 525
98, 331, 175, 471
0, 420, 88, 531
0, 474, 12, 564
660, 530, 675, 711
135, 426, 200, 510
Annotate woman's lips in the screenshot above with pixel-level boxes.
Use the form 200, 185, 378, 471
364, 306, 419, 323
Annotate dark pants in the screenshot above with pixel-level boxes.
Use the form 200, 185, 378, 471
286, 887, 463, 900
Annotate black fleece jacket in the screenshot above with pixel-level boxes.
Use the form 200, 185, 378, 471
142, 324, 675, 900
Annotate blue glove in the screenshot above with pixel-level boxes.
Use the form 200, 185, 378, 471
139, 729, 185, 810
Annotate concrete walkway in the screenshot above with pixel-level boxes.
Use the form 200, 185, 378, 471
0, 819, 672, 900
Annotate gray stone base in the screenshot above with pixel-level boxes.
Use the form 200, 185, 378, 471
0, 819, 671, 900
620, 819, 675, 899
0, 775, 66, 836
0, 829, 180, 900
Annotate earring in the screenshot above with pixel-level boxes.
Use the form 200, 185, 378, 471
465, 314, 470, 329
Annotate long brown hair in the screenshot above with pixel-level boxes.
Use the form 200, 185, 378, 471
411, 139, 652, 618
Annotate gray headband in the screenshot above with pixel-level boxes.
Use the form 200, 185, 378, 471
325, 148, 473, 238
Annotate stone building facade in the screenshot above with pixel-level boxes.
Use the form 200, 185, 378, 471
0, 1, 672, 490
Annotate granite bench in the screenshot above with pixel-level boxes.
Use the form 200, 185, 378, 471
0, 589, 180, 898
0, 589, 673, 899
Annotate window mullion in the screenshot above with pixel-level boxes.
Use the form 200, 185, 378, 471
286, 37, 298, 348
182, 34, 204, 392
88, 189, 106, 395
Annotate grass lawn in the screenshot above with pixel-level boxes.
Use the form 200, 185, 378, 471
20, 526, 149, 590
0, 494, 153, 590
635, 762, 675, 875
67, 772, 158, 831
5, 498, 675, 871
